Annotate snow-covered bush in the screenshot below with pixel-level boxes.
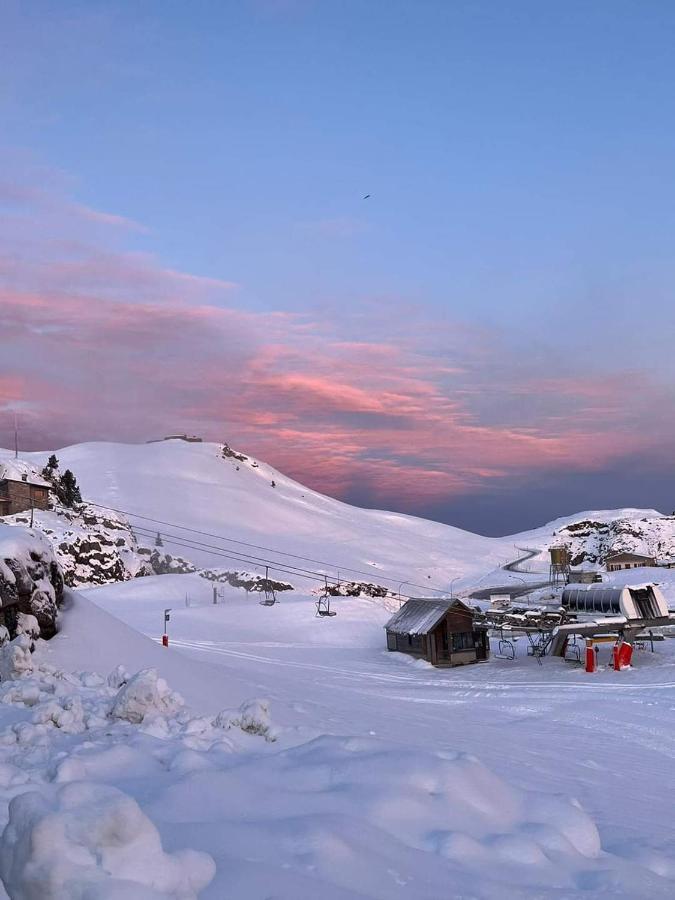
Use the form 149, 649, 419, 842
0, 781, 215, 899
214, 697, 276, 741
0, 637, 33, 682
110, 668, 184, 724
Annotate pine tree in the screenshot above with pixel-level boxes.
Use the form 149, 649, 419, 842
58, 469, 82, 508
42, 454, 59, 480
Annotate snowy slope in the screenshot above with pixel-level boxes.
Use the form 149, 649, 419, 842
4, 442, 673, 597
8, 441, 505, 593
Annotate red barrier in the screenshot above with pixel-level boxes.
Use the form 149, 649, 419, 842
613, 642, 633, 670
585, 644, 596, 673
162, 634, 169, 647
618, 642, 633, 669
613, 644, 620, 671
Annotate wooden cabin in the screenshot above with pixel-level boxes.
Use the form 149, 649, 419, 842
605, 551, 655, 572
0, 462, 50, 517
385, 598, 489, 667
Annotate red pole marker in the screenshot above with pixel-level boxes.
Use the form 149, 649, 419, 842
585, 642, 596, 673
162, 634, 169, 647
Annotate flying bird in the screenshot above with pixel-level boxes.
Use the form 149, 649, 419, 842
363, 194, 371, 199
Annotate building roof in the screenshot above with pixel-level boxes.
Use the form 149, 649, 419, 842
0, 460, 50, 488
605, 551, 655, 563
385, 598, 474, 636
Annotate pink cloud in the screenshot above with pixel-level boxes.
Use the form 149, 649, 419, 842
3, 158, 675, 512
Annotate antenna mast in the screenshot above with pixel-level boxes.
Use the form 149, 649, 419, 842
13, 412, 18, 460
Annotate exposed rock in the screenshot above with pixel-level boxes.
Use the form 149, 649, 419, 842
136, 548, 197, 576
0, 527, 63, 641
221, 443, 248, 463
200, 568, 294, 593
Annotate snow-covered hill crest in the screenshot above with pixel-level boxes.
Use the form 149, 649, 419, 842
3, 441, 673, 591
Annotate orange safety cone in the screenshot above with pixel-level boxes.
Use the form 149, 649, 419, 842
585, 641, 596, 673
162, 634, 169, 647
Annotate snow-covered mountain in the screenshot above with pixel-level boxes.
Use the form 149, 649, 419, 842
4, 441, 504, 594
2, 441, 673, 594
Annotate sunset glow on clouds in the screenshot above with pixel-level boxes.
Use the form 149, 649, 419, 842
2, 160, 674, 525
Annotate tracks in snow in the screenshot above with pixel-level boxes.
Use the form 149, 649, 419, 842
168, 638, 675, 694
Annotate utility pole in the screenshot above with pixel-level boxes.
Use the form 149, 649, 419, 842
13, 412, 18, 460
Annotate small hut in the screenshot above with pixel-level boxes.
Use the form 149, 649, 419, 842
0, 462, 50, 517
385, 598, 489, 667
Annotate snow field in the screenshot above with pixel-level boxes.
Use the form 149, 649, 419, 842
77, 569, 675, 897
0, 640, 603, 899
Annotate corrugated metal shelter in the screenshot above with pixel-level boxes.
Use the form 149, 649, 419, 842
562, 583, 669, 620
385, 598, 489, 667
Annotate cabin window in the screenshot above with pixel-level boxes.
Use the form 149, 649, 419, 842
452, 632, 474, 652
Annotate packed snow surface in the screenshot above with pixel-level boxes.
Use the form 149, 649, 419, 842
0, 586, 671, 898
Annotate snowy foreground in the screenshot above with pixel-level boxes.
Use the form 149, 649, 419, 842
0, 574, 664, 898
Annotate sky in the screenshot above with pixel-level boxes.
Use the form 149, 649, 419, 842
2, 0, 675, 535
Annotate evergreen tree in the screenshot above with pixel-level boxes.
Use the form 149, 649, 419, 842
42, 454, 59, 480
58, 469, 82, 508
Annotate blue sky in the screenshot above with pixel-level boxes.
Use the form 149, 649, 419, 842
2, 0, 675, 533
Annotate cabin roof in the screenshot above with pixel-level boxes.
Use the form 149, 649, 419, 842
0, 461, 50, 488
385, 598, 473, 636
605, 551, 654, 563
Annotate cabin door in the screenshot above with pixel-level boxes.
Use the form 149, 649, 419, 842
436, 625, 449, 661
474, 631, 488, 661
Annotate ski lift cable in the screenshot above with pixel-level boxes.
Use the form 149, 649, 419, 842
83, 498, 450, 595
131, 525, 359, 590
131, 523, 344, 584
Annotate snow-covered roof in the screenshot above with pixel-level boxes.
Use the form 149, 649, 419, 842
606, 551, 655, 562
0, 460, 50, 488
385, 598, 472, 635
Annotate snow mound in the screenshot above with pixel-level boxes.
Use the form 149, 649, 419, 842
0, 781, 215, 899
0, 636, 33, 681
110, 669, 184, 725
214, 697, 276, 741
158, 734, 608, 897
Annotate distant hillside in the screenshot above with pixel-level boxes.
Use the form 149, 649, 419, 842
5, 440, 503, 592
553, 512, 675, 566
1, 442, 671, 591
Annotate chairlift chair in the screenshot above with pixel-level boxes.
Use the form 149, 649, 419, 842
495, 625, 516, 660
259, 566, 278, 606
315, 577, 337, 617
